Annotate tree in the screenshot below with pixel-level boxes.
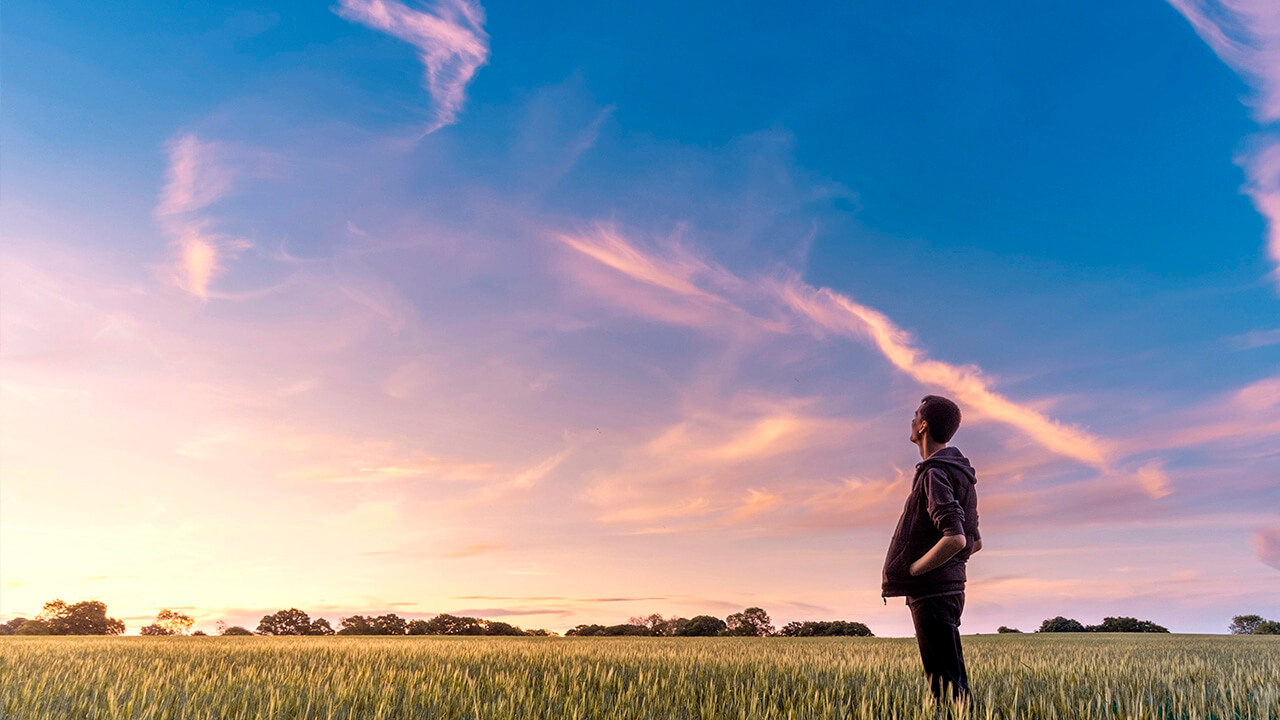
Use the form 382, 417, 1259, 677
602, 624, 650, 636
725, 607, 774, 637
1230, 614, 1266, 635
483, 620, 526, 636
308, 618, 335, 636
192, 631, 208, 636
37, 600, 124, 635
996, 626, 1022, 634
665, 617, 692, 636
338, 613, 407, 636
412, 614, 485, 636
1037, 616, 1086, 633
677, 615, 727, 636
778, 620, 872, 637
140, 624, 174, 636
565, 624, 608, 636
628, 613, 672, 636
221, 626, 254, 636
257, 608, 315, 636
0, 618, 29, 636
1086, 617, 1169, 633
1254, 620, 1280, 635
15, 620, 50, 636
155, 609, 195, 636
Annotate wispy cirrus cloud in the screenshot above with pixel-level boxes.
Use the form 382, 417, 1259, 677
773, 278, 1115, 471
555, 223, 1131, 490
154, 134, 244, 300
152, 134, 281, 300
336, 0, 489, 135
1164, 0, 1280, 288
1164, 0, 1280, 122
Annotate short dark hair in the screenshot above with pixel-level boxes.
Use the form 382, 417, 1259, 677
919, 395, 961, 443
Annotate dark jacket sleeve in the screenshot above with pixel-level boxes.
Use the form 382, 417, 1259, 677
924, 467, 965, 537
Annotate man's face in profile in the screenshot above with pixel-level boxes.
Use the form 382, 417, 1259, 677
910, 405, 925, 445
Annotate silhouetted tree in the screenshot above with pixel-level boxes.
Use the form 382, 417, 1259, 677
1254, 620, 1280, 635
140, 624, 174, 636
308, 618, 335, 636
996, 626, 1022, 634
601, 623, 649, 636
257, 608, 315, 636
725, 607, 774, 637
37, 600, 124, 635
1037, 616, 1086, 632
1230, 614, 1266, 635
338, 613, 407, 635
192, 631, 208, 636
677, 615, 727, 636
221, 625, 253, 636
665, 617, 692, 636
565, 624, 609, 636
0, 618, 29, 635
414, 614, 486, 635
15, 620, 50, 635
1086, 617, 1168, 633
628, 613, 671, 636
483, 620, 525, 636
778, 620, 873, 637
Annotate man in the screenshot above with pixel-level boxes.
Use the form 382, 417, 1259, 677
881, 395, 981, 708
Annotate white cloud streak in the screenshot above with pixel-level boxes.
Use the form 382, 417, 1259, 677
336, 0, 489, 135
557, 224, 1122, 476
154, 134, 246, 300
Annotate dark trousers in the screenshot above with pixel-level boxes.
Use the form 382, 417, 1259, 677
908, 592, 971, 706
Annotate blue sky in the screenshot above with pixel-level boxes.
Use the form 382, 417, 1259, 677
2, 0, 1278, 636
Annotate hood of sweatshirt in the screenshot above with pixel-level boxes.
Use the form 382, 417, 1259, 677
918, 445, 977, 484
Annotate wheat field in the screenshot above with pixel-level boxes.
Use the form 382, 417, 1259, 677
2, 634, 1277, 719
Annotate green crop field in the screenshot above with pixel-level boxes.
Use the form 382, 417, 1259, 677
2, 634, 1277, 719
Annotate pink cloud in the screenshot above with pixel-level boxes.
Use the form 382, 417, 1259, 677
555, 223, 1128, 486
152, 134, 257, 300
773, 277, 1114, 471
1242, 140, 1280, 286
335, 0, 489, 134
1164, 0, 1280, 122
1253, 523, 1280, 570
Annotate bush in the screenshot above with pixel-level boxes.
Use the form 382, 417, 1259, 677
996, 626, 1022, 633
220, 626, 253, 636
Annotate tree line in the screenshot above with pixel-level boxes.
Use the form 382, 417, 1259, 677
0, 600, 871, 638
8, 598, 1271, 637
251, 608, 554, 636
565, 608, 874, 637
1013, 616, 1172, 633
992, 613, 1280, 635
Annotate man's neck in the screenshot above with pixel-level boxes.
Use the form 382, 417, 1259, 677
918, 442, 948, 461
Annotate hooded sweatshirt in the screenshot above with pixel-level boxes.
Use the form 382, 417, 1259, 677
881, 446, 980, 599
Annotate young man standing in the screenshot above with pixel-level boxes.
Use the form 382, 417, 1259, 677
881, 395, 981, 708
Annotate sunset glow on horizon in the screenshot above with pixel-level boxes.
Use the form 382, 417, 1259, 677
2, 0, 1279, 637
